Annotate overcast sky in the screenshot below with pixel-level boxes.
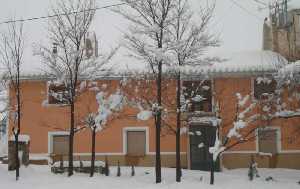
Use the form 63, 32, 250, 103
0, 0, 279, 73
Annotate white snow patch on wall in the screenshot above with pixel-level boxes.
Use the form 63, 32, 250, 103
10, 134, 30, 144
137, 110, 152, 121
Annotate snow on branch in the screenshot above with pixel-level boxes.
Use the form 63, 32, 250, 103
82, 88, 125, 133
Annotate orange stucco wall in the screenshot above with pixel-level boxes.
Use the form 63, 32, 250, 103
9, 80, 187, 154
8, 77, 300, 157
214, 77, 300, 152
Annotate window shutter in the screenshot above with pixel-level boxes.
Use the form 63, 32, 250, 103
53, 135, 69, 155
127, 131, 146, 156
258, 129, 278, 154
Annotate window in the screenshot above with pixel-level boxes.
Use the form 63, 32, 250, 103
52, 135, 69, 155
183, 80, 212, 112
48, 83, 69, 105
254, 78, 276, 99
258, 129, 278, 154
126, 131, 146, 156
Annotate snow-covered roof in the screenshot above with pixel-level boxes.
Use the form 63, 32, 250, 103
18, 50, 287, 80
181, 50, 287, 76
278, 60, 300, 77
0, 0, 271, 79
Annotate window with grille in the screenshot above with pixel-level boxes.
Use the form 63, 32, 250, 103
48, 83, 69, 105
183, 80, 212, 112
254, 79, 276, 99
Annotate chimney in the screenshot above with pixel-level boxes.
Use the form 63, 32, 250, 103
52, 43, 58, 55
262, 18, 273, 50
85, 32, 99, 58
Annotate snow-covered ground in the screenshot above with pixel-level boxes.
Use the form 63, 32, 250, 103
0, 164, 299, 189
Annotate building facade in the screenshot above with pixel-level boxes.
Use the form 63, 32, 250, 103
7, 51, 300, 170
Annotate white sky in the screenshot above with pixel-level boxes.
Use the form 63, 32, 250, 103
0, 0, 294, 73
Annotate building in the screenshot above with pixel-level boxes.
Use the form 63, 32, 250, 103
7, 50, 300, 170
263, 1, 300, 61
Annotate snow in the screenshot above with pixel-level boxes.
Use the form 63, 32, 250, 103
180, 50, 287, 75
202, 86, 210, 91
180, 127, 188, 135
278, 61, 300, 77
195, 131, 202, 136
275, 110, 300, 118
79, 81, 87, 91
107, 90, 124, 110
198, 143, 205, 148
0, 89, 8, 113
137, 110, 152, 121
236, 93, 250, 107
227, 120, 247, 138
13, 50, 288, 78
209, 133, 225, 161
0, 0, 271, 76
188, 132, 195, 136
9, 134, 30, 144
258, 152, 273, 157
189, 116, 221, 127
0, 140, 7, 157
256, 77, 272, 85
29, 155, 49, 161
103, 50, 287, 75
192, 95, 206, 102
1, 165, 300, 189
93, 89, 125, 132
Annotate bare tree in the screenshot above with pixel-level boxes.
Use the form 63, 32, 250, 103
36, 0, 117, 176
168, 0, 219, 182
116, 0, 181, 183
0, 22, 24, 181
83, 86, 124, 177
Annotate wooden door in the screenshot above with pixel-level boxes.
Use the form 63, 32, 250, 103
189, 125, 220, 171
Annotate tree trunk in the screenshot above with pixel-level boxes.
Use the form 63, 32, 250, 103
68, 101, 75, 176
176, 74, 181, 182
210, 157, 214, 185
15, 76, 21, 181
90, 128, 96, 177
155, 60, 162, 183
14, 133, 19, 181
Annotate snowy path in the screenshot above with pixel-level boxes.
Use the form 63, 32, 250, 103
0, 164, 299, 189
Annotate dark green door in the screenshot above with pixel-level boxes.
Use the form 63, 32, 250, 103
190, 125, 220, 171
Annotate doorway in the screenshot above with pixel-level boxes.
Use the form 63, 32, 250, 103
189, 125, 220, 171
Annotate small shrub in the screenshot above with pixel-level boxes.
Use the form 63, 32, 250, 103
117, 161, 121, 177
131, 165, 135, 176
248, 155, 259, 181
105, 156, 110, 176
